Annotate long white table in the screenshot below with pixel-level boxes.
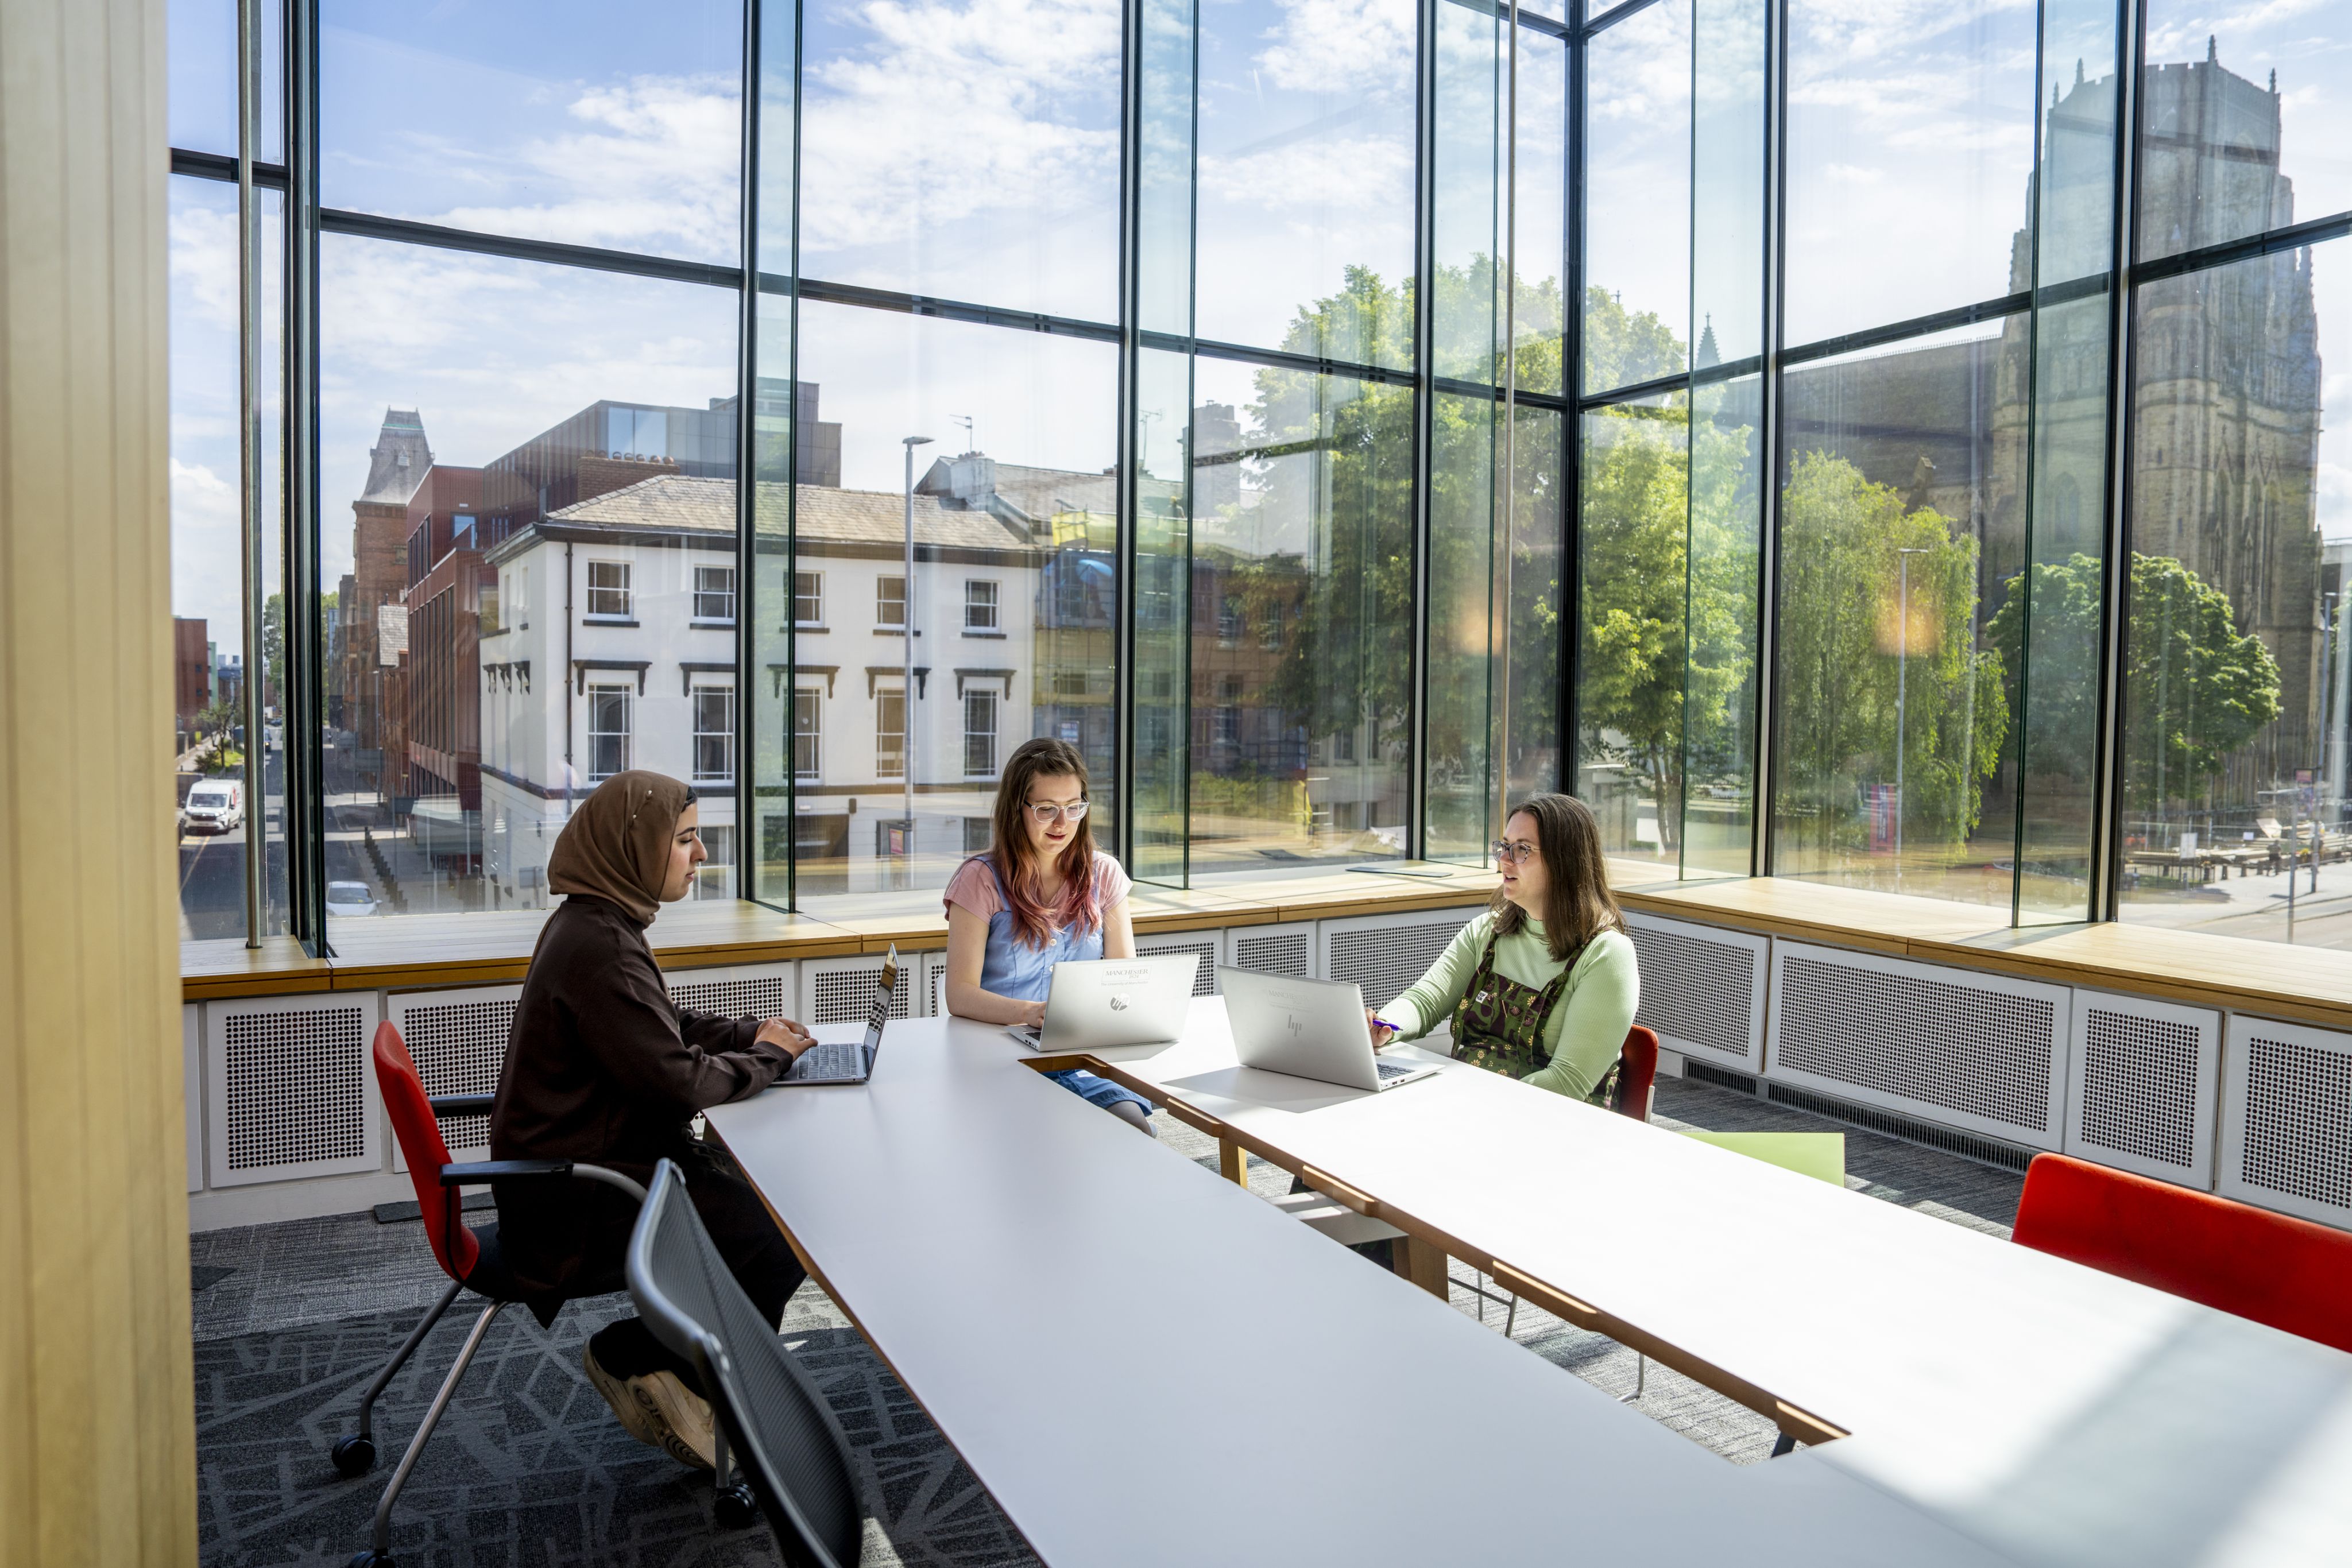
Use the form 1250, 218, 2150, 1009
707, 1013, 2016, 1567
1063, 999, 2352, 1568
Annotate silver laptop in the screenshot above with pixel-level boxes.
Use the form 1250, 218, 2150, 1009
1005, 954, 1198, 1050
776, 945, 895, 1085
1220, 968, 1441, 1093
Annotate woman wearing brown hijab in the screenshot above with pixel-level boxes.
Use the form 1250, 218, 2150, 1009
489, 769, 816, 1471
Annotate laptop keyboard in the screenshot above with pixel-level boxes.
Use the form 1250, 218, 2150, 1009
1374, 1059, 1418, 1083
792, 1040, 861, 1080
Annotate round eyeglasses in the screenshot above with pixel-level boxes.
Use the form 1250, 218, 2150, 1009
1491, 839, 1538, 865
1027, 799, 1090, 824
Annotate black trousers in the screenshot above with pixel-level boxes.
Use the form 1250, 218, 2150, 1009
585, 1144, 807, 1384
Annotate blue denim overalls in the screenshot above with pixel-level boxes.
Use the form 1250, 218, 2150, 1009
968, 855, 1156, 1119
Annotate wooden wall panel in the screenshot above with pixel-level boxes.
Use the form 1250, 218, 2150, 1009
0, 0, 197, 1563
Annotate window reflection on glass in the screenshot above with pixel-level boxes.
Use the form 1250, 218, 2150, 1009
798, 0, 1120, 319
775, 301, 1119, 909
1770, 320, 2013, 908
319, 236, 738, 924
1576, 390, 1690, 878
693, 564, 736, 622
1187, 358, 1413, 873
318, 0, 745, 265
794, 686, 822, 780
693, 684, 734, 783
1194, 0, 1416, 367
794, 570, 825, 626
2118, 241, 2349, 947
964, 689, 1000, 777
1584, 0, 1690, 395
694, 823, 734, 899
169, 173, 291, 943
2138, 3, 2352, 265
1784, 0, 2037, 346
587, 686, 633, 780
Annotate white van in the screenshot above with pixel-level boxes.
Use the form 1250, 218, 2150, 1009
181, 781, 243, 834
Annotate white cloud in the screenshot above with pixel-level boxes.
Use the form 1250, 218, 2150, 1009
171, 458, 247, 650
796, 0, 1121, 306
421, 76, 745, 259
1256, 0, 1416, 96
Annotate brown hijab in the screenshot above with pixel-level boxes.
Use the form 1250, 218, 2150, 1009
547, 770, 691, 926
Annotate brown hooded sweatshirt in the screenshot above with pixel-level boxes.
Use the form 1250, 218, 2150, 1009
489, 770, 795, 1304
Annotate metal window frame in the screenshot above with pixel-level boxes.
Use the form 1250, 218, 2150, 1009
167, 0, 2352, 932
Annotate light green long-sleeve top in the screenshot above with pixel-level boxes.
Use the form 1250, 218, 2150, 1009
1382, 912, 1641, 1099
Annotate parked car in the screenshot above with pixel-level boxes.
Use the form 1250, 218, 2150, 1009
181, 781, 243, 834
325, 880, 378, 918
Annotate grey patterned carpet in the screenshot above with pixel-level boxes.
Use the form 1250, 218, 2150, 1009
192, 1075, 2022, 1566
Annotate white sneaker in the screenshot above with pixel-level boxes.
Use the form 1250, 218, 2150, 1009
583, 1344, 717, 1470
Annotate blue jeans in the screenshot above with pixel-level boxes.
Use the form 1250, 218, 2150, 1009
1044, 1068, 1154, 1117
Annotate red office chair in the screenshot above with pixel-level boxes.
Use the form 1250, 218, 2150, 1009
334, 1022, 650, 1568
1611, 1026, 1660, 1122
2013, 1152, 2352, 1356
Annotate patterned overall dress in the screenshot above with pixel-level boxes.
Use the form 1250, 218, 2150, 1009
1449, 933, 1624, 1109
967, 855, 1156, 1118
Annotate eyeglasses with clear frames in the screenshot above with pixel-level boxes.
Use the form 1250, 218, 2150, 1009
1027, 799, 1090, 824
1491, 839, 1538, 865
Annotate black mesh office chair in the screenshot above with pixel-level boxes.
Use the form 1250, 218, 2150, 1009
626, 1157, 866, 1568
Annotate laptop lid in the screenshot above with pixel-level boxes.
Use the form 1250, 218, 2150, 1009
1037, 955, 1197, 1048
1220, 969, 1380, 1092
860, 944, 898, 1073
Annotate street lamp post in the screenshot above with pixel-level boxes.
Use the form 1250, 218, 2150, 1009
902, 435, 934, 871
1895, 548, 1931, 888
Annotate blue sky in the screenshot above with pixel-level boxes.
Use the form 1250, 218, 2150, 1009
165, 0, 2352, 653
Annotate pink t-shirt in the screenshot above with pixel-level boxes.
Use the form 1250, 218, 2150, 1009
943, 850, 1131, 931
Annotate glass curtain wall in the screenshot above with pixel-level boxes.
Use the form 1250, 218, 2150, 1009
164, 0, 2352, 952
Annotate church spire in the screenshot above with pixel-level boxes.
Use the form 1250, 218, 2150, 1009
1695, 314, 1720, 371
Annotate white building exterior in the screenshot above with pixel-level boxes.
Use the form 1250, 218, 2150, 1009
478, 470, 1054, 905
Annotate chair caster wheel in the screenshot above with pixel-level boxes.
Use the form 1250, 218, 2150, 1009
714, 1482, 759, 1530
330, 1434, 376, 1476
347, 1552, 394, 1567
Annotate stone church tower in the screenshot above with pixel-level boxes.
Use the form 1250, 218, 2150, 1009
1993, 41, 2323, 806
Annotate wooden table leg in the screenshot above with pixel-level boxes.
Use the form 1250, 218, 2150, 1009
1394, 1234, 1448, 1299
1218, 1137, 1248, 1186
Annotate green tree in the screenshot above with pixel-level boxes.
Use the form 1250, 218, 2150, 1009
260, 590, 285, 713
1775, 453, 2008, 865
1581, 285, 1683, 393
1986, 552, 2279, 811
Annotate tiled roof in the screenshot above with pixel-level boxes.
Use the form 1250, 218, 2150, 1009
541, 474, 1037, 553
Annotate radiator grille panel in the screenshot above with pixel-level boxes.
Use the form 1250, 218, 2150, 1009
1774, 954, 2056, 1136
1232, 930, 1312, 977
2077, 1007, 2199, 1169
222, 1005, 369, 1172
1325, 920, 1468, 1005
670, 974, 788, 1022
808, 962, 910, 1025
1138, 938, 1220, 996
2238, 1031, 2352, 1213
1628, 924, 1757, 1058
398, 997, 513, 1151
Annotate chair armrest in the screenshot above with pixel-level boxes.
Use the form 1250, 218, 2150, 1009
439, 1159, 648, 1204
429, 1093, 496, 1118
440, 1159, 571, 1185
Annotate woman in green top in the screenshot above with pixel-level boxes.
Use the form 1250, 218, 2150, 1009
1371, 793, 1641, 1104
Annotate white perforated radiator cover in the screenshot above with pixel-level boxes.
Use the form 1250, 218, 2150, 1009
1317, 908, 1482, 1011
205, 992, 384, 1188
388, 983, 521, 1165
1137, 931, 1225, 996
2220, 1014, 2352, 1230
1624, 911, 1767, 1071
1229, 921, 1316, 980
1765, 941, 2071, 1149
803, 952, 923, 1025
2065, 990, 2219, 1189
